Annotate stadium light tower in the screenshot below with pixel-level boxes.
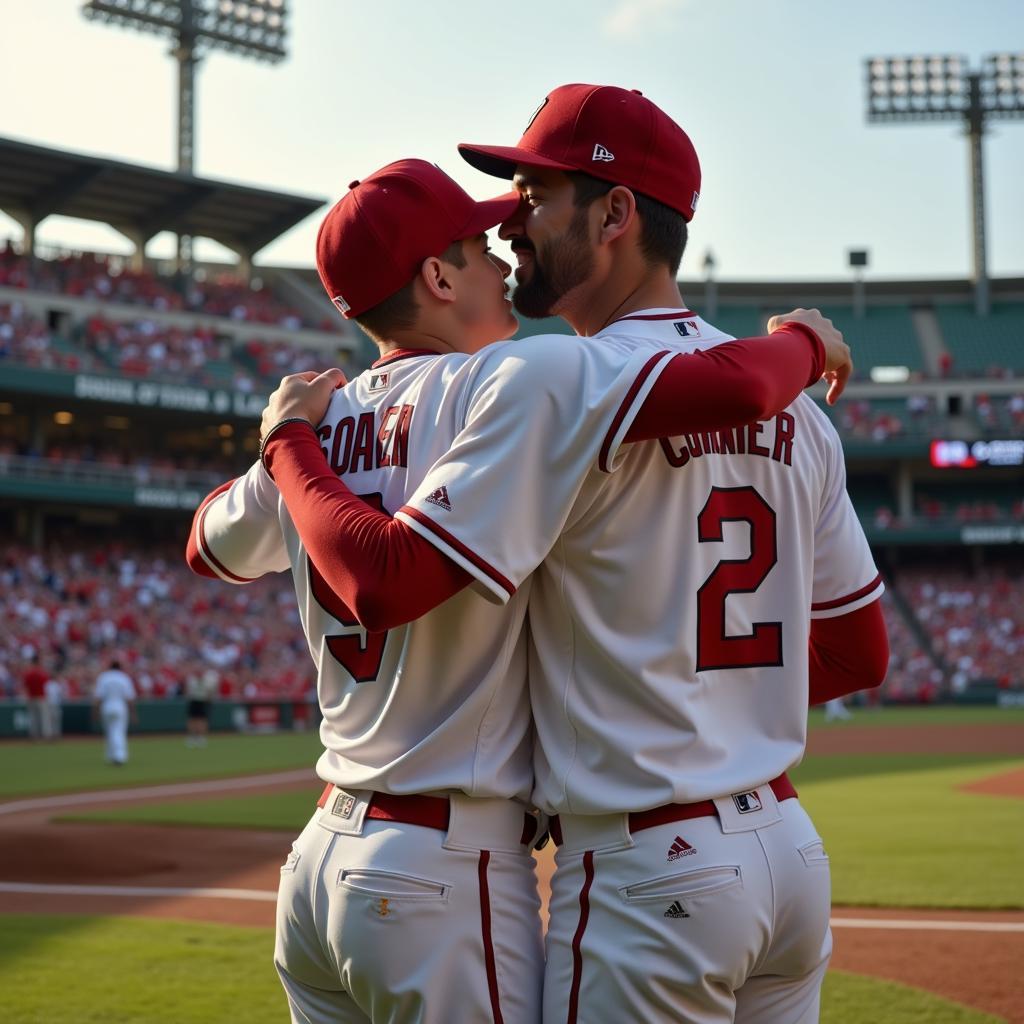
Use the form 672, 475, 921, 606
82, 0, 289, 268
864, 53, 1024, 316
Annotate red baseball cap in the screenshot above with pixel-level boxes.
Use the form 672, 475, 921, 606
316, 159, 520, 319
459, 84, 701, 222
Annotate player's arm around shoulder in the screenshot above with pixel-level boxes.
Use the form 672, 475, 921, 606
186, 459, 289, 584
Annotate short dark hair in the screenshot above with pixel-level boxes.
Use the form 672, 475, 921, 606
354, 239, 467, 341
567, 171, 688, 277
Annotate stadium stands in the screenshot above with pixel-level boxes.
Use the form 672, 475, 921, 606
819, 305, 926, 378
896, 566, 1024, 690
877, 587, 946, 702
0, 241, 330, 331
936, 303, 1024, 377
0, 544, 314, 705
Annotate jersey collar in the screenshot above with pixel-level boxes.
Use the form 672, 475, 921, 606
370, 348, 441, 369
604, 307, 698, 329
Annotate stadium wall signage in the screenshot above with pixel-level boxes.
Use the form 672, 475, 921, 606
930, 438, 1024, 468
73, 374, 267, 416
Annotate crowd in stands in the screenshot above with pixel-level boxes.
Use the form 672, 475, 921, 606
897, 567, 1024, 691
875, 588, 946, 702
0, 241, 329, 331
914, 493, 1024, 525
0, 438, 240, 489
829, 395, 942, 443
5, 542, 1020, 712
0, 302, 104, 373
975, 393, 1024, 431
0, 304, 350, 392
1, 545, 314, 706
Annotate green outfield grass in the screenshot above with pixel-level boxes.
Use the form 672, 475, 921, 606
62, 788, 319, 831
797, 757, 1024, 908
807, 705, 1024, 728
0, 732, 323, 799
66, 750, 1024, 910
0, 915, 1003, 1024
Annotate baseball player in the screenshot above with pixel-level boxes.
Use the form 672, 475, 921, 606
191, 154, 848, 1023
93, 658, 137, 765
260, 85, 888, 1023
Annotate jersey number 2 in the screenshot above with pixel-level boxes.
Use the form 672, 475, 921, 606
307, 492, 388, 684
696, 485, 782, 672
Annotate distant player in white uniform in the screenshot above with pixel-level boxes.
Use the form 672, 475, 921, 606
261, 86, 888, 1024
93, 659, 137, 765
192, 154, 850, 1023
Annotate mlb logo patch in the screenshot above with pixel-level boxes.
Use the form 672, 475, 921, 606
674, 319, 701, 338
332, 294, 351, 314
732, 790, 763, 815
332, 791, 356, 819
691, 191, 700, 212
368, 371, 390, 393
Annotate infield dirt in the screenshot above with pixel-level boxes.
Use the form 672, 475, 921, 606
2, 719, 1022, 1022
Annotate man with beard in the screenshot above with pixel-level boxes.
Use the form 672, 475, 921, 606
258, 84, 886, 1024
194, 157, 844, 1024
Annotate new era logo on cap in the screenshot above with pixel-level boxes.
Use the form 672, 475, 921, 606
459, 84, 702, 222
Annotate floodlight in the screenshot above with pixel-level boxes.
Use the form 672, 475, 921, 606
82, 1, 290, 266
864, 53, 1024, 314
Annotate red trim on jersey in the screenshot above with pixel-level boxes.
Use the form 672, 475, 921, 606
370, 348, 440, 368
567, 851, 595, 1024
478, 851, 506, 1024
316, 783, 332, 808
809, 597, 889, 704
262, 424, 472, 631
811, 573, 883, 612
608, 309, 697, 324
197, 501, 257, 584
599, 325, 827, 469
598, 350, 669, 472
398, 505, 516, 599
186, 479, 235, 579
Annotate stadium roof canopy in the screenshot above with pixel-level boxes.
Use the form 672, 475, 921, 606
0, 136, 325, 259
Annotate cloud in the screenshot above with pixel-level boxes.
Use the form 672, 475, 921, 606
602, 0, 692, 38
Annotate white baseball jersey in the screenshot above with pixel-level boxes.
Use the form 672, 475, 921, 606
192, 342, 654, 801
397, 309, 883, 815
94, 669, 135, 714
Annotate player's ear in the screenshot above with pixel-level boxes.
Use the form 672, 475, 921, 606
598, 185, 637, 246
419, 256, 457, 305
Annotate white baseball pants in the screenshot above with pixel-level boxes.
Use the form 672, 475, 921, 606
102, 705, 129, 764
275, 788, 544, 1024
543, 790, 831, 1024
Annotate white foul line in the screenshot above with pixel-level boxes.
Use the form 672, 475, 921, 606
0, 769, 316, 817
0, 882, 276, 902
1, 883, 1022, 932
830, 916, 1024, 933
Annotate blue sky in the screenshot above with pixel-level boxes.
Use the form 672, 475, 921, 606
1, 0, 1021, 282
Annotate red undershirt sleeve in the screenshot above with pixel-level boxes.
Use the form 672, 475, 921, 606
807, 598, 889, 705
263, 423, 471, 632
625, 323, 825, 443
264, 324, 827, 631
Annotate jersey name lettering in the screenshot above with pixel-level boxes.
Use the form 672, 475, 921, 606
319, 404, 414, 475
659, 411, 795, 470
